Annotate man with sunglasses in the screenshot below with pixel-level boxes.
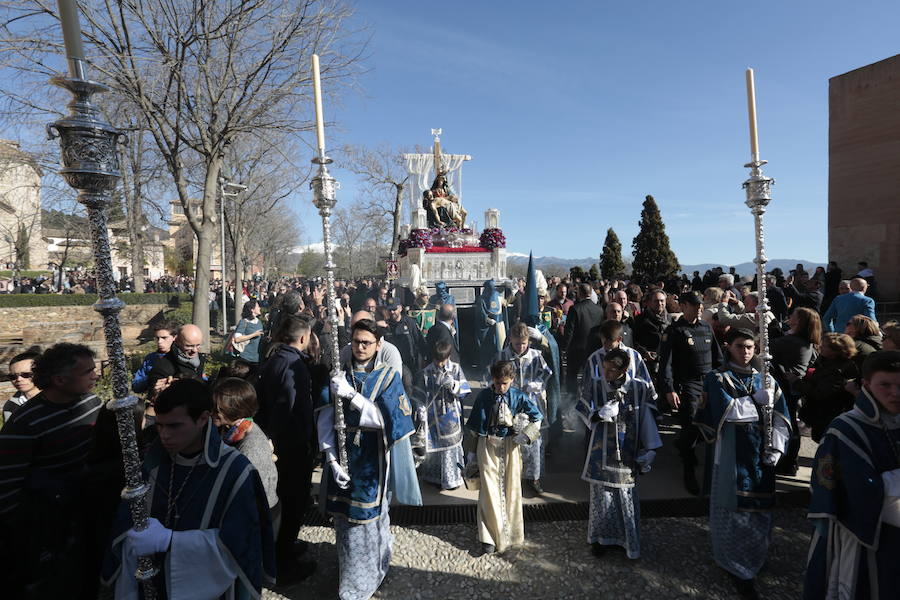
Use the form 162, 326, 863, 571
3, 350, 41, 422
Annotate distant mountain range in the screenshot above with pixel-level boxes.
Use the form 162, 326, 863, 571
506, 252, 824, 277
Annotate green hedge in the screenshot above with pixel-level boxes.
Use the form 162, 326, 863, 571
0, 293, 192, 308
0, 270, 52, 278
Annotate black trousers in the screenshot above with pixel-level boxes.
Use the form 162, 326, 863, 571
273, 440, 314, 563
778, 392, 802, 470
674, 380, 703, 466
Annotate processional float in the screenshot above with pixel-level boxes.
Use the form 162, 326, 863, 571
49, 1, 157, 597
743, 68, 776, 453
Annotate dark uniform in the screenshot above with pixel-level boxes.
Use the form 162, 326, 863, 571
658, 314, 721, 493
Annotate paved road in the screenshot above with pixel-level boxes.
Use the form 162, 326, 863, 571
265, 508, 810, 599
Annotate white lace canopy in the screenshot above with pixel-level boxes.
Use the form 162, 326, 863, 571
403, 153, 471, 224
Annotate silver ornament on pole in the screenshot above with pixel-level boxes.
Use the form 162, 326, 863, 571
49, 2, 157, 597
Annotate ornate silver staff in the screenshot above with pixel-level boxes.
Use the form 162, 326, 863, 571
310, 54, 348, 471
48, 2, 158, 596
743, 68, 776, 453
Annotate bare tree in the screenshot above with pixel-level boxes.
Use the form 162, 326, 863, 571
342, 144, 411, 257
1, 0, 364, 349
332, 202, 373, 279
221, 135, 305, 324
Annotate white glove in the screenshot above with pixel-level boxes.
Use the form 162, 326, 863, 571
762, 449, 782, 467
882, 468, 900, 496
596, 402, 620, 422
486, 318, 497, 326
126, 517, 172, 555
330, 460, 351, 489
348, 393, 368, 412
752, 388, 774, 407
442, 379, 460, 394
331, 375, 356, 400
526, 381, 543, 395
514, 433, 530, 446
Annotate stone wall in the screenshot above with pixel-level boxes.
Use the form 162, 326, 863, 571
829, 55, 900, 301
0, 303, 169, 404
0, 303, 168, 361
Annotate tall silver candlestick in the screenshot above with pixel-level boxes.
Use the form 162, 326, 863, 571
743, 158, 776, 453
310, 153, 348, 471
48, 5, 158, 596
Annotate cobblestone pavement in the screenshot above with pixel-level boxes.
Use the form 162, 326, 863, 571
264, 508, 810, 599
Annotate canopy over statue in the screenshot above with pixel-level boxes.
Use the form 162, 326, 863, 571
403, 128, 471, 226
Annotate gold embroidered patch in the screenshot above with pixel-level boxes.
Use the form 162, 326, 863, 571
817, 453, 836, 490
398, 394, 412, 416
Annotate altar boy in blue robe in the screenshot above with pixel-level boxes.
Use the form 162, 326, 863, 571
318, 319, 415, 600
577, 348, 660, 559
695, 328, 790, 599
102, 379, 275, 599
804, 350, 900, 600
413, 340, 471, 490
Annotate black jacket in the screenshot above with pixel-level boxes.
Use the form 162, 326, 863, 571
386, 315, 426, 372
633, 310, 672, 359
658, 317, 722, 394
563, 299, 605, 359
145, 349, 207, 398
255, 344, 315, 449
425, 321, 459, 363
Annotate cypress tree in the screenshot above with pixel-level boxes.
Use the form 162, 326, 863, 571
599, 227, 625, 280
588, 264, 600, 281
631, 195, 680, 284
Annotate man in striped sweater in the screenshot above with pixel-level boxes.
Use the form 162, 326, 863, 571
0, 343, 102, 599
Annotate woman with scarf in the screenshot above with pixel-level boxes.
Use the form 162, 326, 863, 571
213, 377, 279, 511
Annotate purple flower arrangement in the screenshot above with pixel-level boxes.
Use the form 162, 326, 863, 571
399, 228, 433, 255
479, 228, 506, 249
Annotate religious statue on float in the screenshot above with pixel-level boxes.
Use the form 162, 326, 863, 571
423, 132, 467, 229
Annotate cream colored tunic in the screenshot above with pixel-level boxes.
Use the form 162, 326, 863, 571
476, 435, 523, 552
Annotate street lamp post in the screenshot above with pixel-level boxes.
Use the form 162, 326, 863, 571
218, 178, 246, 335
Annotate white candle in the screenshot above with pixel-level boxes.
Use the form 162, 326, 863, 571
745, 68, 760, 163
312, 54, 326, 155
57, 0, 85, 78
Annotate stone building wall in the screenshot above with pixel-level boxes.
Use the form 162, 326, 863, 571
0, 140, 46, 270
829, 54, 900, 301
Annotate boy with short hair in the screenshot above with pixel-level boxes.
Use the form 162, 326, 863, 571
102, 378, 275, 597
695, 328, 791, 598
466, 360, 542, 555
495, 321, 553, 495
131, 320, 178, 394
413, 340, 471, 490
804, 350, 900, 599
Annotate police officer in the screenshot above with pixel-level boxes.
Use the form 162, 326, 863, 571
658, 291, 722, 495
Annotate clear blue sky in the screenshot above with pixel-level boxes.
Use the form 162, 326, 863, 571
294, 0, 900, 265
